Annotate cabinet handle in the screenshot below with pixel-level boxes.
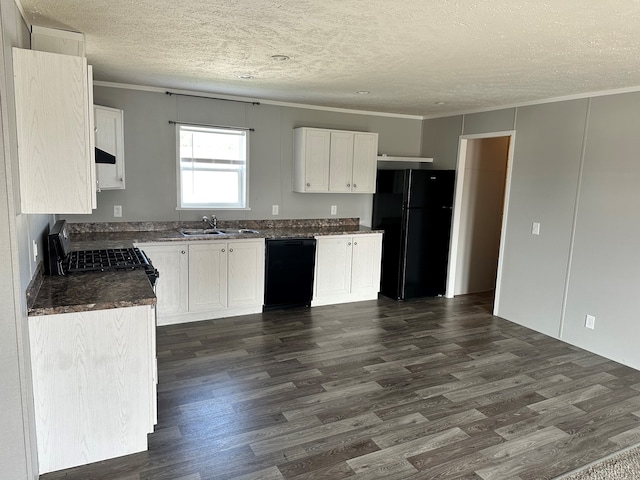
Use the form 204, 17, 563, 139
306, 183, 311, 187
222, 249, 225, 253
354, 241, 358, 246
353, 184, 357, 188
229, 248, 234, 252
181, 250, 186, 254
347, 183, 351, 187
348, 242, 351, 246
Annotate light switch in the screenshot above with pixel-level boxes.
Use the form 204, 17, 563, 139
532, 222, 540, 235
585, 314, 595, 330
272, 205, 279, 215
114, 205, 122, 217
331, 205, 337, 215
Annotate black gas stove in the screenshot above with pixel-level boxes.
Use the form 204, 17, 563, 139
48, 220, 159, 286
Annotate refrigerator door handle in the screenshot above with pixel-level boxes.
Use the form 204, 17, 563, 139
399, 207, 410, 300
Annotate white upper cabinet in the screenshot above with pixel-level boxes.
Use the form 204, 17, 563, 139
95, 105, 126, 190
293, 127, 379, 194
294, 128, 331, 192
352, 133, 379, 193
13, 48, 95, 214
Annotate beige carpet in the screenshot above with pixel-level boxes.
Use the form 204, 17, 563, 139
558, 444, 640, 479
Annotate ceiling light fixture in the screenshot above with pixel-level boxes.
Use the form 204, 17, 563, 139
271, 54, 290, 61
238, 74, 254, 79
434, 101, 446, 105
357, 91, 370, 95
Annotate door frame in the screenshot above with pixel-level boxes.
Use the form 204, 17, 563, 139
445, 130, 516, 316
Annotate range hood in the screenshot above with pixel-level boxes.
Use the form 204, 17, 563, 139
95, 147, 116, 164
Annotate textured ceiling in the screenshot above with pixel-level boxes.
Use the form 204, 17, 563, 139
17, 0, 640, 116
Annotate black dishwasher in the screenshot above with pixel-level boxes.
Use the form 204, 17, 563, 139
264, 238, 316, 311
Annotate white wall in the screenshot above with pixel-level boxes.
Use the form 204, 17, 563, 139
423, 93, 640, 370
454, 136, 509, 295
65, 86, 424, 226
0, 0, 50, 478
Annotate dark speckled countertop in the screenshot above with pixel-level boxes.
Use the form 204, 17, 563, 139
68, 224, 379, 250
29, 270, 156, 316
28, 218, 381, 316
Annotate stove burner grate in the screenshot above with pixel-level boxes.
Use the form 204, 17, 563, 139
66, 248, 150, 273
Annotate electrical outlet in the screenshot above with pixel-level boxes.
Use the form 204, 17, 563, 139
272, 205, 279, 215
532, 222, 540, 235
331, 205, 337, 215
114, 205, 122, 218
32, 240, 38, 262
585, 314, 596, 330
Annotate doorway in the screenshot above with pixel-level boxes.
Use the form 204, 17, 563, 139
446, 131, 515, 315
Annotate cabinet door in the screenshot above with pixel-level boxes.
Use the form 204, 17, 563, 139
188, 242, 228, 312
227, 239, 265, 307
13, 48, 93, 214
301, 128, 330, 192
328, 131, 354, 192
314, 236, 353, 298
29, 306, 153, 474
350, 234, 383, 294
95, 105, 125, 190
87, 65, 97, 209
351, 133, 378, 193
141, 244, 188, 321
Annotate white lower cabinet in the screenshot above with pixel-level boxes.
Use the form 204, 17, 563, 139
188, 242, 227, 312
29, 305, 156, 475
227, 240, 266, 307
141, 243, 189, 319
139, 239, 265, 325
312, 233, 382, 306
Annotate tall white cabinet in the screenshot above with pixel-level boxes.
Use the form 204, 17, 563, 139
294, 127, 379, 193
313, 233, 383, 306
13, 48, 96, 214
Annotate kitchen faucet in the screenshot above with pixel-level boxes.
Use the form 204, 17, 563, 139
202, 214, 217, 229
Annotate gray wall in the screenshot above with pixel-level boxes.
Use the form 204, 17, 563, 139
561, 93, 640, 368
0, 0, 48, 478
423, 95, 640, 370
66, 87, 424, 226
421, 115, 462, 169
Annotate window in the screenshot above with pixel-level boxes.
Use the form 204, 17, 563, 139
177, 124, 248, 209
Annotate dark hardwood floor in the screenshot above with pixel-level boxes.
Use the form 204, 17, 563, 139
42, 293, 640, 479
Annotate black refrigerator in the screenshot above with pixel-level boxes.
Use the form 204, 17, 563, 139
372, 169, 455, 300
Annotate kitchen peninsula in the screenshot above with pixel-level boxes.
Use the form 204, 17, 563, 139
26, 217, 382, 475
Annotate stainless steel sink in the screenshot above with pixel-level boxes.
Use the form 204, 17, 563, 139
177, 228, 225, 236
177, 227, 260, 237
217, 228, 260, 234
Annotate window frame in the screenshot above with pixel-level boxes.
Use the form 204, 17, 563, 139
175, 124, 250, 210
